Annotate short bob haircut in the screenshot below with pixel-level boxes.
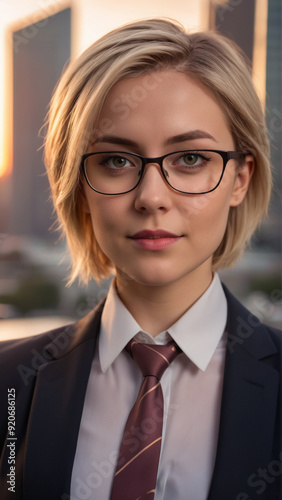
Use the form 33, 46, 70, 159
44, 18, 271, 285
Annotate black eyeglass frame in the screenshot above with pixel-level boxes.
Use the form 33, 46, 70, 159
81, 149, 248, 196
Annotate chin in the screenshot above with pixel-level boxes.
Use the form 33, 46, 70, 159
126, 268, 192, 288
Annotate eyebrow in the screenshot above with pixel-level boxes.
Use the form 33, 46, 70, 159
92, 136, 139, 148
93, 130, 218, 148
164, 130, 218, 145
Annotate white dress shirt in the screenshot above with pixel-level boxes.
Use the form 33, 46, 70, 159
70, 273, 227, 500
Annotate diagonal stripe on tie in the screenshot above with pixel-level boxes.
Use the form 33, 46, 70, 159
136, 489, 156, 499
115, 437, 162, 476
138, 382, 160, 405
142, 344, 170, 366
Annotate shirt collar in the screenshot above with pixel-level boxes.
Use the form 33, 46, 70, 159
99, 273, 227, 373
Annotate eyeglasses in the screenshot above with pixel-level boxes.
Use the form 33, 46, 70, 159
82, 150, 247, 195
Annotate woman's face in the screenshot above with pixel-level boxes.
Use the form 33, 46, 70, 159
83, 71, 253, 292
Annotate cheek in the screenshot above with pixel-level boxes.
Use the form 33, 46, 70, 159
182, 191, 231, 240
86, 196, 126, 246
90, 204, 115, 233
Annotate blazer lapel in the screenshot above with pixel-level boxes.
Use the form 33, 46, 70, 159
208, 288, 279, 499
23, 301, 104, 500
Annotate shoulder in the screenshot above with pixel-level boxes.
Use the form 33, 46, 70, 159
222, 282, 282, 360
223, 282, 281, 333
0, 299, 105, 388
0, 325, 73, 394
0, 324, 73, 365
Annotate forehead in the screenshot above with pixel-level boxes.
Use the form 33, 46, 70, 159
95, 71, 233, 150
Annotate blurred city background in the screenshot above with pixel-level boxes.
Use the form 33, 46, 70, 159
0, 0, 281, 339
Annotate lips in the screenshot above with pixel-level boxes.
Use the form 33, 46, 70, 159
129, 230, 182, 251
131, 230, 180, 239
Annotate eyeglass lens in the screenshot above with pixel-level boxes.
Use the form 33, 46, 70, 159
83, 151, 225, 194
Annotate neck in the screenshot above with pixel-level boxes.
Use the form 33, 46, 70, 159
115, 265, 213, 337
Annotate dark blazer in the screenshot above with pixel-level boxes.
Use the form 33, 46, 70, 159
0, 285, 281, 500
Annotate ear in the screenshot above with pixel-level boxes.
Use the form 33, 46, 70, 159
229, 154, 254, 207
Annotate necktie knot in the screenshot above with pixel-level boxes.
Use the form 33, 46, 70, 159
126, 338, 181, 380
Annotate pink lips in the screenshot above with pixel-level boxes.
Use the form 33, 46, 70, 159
130, 230, 182, 251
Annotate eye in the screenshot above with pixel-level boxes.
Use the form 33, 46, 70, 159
181, 153, 200, 166
171, 151, 212, 169
108, 155, 132, 168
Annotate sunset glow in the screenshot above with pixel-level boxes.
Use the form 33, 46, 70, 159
252, 0, 268, 106
0, 30, 12, 178
0, 147, 12, 178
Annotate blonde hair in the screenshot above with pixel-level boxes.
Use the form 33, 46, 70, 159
44, 18, 271, 284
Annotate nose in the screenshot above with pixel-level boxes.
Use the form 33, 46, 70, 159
134, 163, 173, 214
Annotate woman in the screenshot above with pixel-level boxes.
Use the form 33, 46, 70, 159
0, 18, 281, 500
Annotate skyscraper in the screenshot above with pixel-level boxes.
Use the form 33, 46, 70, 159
10, 8, 71, 241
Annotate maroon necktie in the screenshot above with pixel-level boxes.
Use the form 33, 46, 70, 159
110, 338, 181, 500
